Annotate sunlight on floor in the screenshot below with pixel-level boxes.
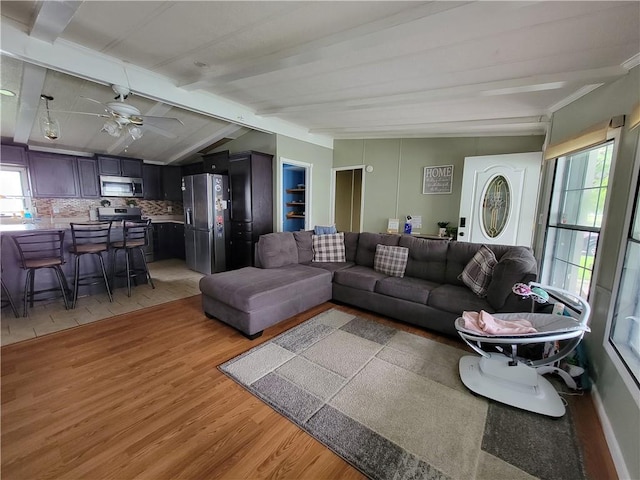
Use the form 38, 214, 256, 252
1, 259, 204, 346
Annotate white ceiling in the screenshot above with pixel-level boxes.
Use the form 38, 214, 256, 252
1, 1, 638, 165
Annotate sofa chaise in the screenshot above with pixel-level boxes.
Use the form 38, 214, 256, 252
199, 231, 537, 339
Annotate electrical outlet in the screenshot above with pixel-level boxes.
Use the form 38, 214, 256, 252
167, 206, 173, 213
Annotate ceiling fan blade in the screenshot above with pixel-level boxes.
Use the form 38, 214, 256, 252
46, 109, 110, 118
142, 123, 178, 139
140, 115, 184, 128
80, 96, 108, 107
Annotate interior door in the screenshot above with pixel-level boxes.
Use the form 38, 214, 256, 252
458, 152, 542, 247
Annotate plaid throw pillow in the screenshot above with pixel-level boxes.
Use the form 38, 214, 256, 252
459, 245, 498, 297
312, 232, 346, 262
374, 244, 409, 277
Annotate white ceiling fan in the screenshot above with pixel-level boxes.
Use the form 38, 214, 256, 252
51, 85, 184, 141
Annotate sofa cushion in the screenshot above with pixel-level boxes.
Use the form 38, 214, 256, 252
486, 247, 538, 310
399, 235, 448, 283
333, 265, 388, 292
374, 244, 409, 277
428, 284, 494, 314
375, 276, 439, 304
257, 232, 298, 268
307, 261, 355, 276
344, 232, 359, 262
313, 232, 346, 262
199, 264, 330, 312
355, 232, 400, 267
458, 245, 497, 297
293, 230, 314, 263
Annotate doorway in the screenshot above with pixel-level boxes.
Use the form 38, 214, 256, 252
332, 166, 364, 232
458, 152, 542, 247
279, 158, 311, 232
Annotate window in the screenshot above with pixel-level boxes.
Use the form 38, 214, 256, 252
0, 165, 31, 217
541, 141, 614, 298
608, 170, 640, 387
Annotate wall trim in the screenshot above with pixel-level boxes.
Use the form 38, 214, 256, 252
591, 383, 631, 480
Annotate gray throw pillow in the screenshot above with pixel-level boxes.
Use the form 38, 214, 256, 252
257, 232, 298, 268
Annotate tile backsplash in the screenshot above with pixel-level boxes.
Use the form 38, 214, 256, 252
33, 198, 184, 219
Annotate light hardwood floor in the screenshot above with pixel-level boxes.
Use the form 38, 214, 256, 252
1, 296, 617, 479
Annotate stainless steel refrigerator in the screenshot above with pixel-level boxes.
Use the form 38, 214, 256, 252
182, 173, 229, 274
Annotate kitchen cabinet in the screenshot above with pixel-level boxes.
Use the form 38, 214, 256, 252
162, 166, 182, 201
29, 152, 80, 198
97, 155, 143, 177
77, 157, 100, 198
181, 162, 203, 177
142, 164, 162, 200
203, 151, 229, 174
227, 151, 273, 270
0, 144, 28, 166
155, 222, 185, 260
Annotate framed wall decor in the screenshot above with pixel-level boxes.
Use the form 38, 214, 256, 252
423, 165, 454, 194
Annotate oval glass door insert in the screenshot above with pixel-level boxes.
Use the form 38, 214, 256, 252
482, 175, 510, 238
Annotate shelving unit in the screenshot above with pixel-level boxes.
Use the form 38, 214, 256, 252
285, 188, 306, 221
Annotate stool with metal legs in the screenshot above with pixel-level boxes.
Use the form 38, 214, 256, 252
69, 221, 113, 308
11, 230, 70, 316
111, 219, 155, 297
1, 276, 20, 318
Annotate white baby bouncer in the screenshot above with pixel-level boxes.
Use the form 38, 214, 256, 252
455, 282, 591, 417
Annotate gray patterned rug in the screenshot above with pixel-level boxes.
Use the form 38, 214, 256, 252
219, 309, 586, 480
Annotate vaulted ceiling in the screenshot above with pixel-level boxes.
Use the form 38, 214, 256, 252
1, 1, 638, 165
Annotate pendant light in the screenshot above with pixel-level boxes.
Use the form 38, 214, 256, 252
40, 94, 61, 140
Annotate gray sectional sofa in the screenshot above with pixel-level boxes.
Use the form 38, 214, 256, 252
199, 231, 537, 339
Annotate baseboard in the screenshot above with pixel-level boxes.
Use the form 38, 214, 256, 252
591, 383, 631, 480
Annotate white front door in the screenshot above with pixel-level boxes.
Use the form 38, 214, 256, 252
458, 152, 542, 247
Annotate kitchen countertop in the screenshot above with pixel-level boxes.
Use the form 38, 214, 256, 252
0, 216, 184, 233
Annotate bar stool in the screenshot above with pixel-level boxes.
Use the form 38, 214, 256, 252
1, 277, 20, 318
111, 219, 155, 297
11, 230, 70, 316
69, 222, 113, 308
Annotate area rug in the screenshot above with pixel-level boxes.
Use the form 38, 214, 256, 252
219, 309, 586, 480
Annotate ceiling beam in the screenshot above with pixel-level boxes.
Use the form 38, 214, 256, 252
1, 18, 333, 149
178, 1, 471, 89
164, 123, 247, 164
30, 1, 83, 43
13, 63, 47, 144
257, 66, 628, 116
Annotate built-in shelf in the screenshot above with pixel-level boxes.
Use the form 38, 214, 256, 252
286, 212, 305, 219
286, 188, 305, 193
286, 202, 306, 207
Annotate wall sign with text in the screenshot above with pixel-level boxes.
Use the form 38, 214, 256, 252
422, 165, 454, 194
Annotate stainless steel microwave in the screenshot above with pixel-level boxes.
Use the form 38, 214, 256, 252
99, 175, 144, 197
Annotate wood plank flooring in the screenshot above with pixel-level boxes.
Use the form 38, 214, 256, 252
1, 296, 617, 479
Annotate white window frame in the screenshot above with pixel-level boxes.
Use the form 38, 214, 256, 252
540, 137, 618, 300
603, 136, 640, 401
0, 164, 32, 217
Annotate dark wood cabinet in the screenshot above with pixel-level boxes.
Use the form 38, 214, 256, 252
97, 155, 143, 177
142, 164, 162, 200
227, 151, 273, 270
181, 162, 203, 177
155, 222, 185, 260
29, 152, 80, 198
0, 144, 28, 166
203, 151, 229, 174
162, 166, 182, 201
77, 157, 100, 198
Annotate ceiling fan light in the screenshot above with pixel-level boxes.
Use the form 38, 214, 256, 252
102, 119, 121, 137
128, 125, 143, 140
40, 116, 61, 141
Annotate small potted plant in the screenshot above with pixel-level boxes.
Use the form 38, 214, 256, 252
437, 221, 449, 237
